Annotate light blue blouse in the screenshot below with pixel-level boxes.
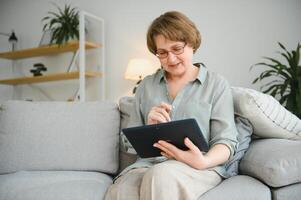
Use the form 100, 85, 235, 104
123, 64, 238, 178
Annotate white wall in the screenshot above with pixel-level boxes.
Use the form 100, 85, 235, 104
0, 0, 300, 103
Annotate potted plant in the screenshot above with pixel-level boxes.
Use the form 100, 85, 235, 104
251, 42, 301, 118
42, 3, 80, 46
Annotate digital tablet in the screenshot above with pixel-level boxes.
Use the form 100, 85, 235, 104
122, 118, 209, 158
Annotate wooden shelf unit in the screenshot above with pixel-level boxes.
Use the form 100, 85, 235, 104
0, 71, 102, 85
0, 12, 105, 101
0, 41, 101, 60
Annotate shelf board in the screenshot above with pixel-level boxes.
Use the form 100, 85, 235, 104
0, 71, 102, 85
0, 41, 101, 60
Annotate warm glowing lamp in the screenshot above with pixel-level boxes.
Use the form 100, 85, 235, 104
125, 58, 157, 93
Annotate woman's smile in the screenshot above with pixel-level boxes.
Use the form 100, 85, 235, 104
168, 62, 181, 68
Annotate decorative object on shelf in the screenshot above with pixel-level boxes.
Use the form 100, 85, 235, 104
250, 42, 301, 118
42, 3, 81, 46
0, 30, 18, 51
30, 63, 47, 76
125, 58, 157, 94
0, 41, 101, 85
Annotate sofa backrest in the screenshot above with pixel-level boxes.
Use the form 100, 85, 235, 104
0, 101, 120, 175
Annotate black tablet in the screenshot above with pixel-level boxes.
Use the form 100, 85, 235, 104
122, 118, 209, 158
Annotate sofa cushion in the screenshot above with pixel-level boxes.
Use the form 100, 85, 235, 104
239, 139, 301, 187
199, 175, 271, 200
231, 87, 301, 140
272, 182, 301, 200
0, 171, 112, 200
0, 101, 120, 174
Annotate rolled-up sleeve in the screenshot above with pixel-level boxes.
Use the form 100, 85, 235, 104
209, 78, 238, 158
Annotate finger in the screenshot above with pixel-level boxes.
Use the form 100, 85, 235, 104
154, 143, 175, 157
154, 107, 171, 122
148, 111, 167, 124
154, 142, 176, 158
161, 151, 173, 159
159, 102, 172, 113
158, 140, 181, 157
184, 137, 199, 152
152, 112, 168, 123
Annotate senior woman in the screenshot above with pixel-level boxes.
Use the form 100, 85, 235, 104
105, 11, 238, 200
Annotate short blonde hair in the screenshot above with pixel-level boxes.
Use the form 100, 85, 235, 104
147, 11, 201, 54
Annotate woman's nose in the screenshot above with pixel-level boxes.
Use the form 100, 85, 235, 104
167, 52, 177, 62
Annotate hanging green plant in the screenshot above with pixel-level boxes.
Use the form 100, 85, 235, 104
42, 3, 80, 46
251, 42, 301, 118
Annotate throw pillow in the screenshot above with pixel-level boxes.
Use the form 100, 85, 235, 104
239, 139, 301, 187
231, 87, 301, 140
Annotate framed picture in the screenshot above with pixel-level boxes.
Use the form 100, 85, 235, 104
38, 29, 53, 46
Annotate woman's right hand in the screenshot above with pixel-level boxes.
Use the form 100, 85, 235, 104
147, 102, 172, 125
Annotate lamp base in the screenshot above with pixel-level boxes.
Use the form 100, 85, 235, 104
132, 79, 142, 94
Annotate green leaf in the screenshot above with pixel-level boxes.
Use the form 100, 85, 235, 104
279, 52, 295, 73
260, 80, 282, 90
294, 43, 301, 70
278, 42, 293, 60
279, 94, 289, 104
42, 24, 48, 31
48, 11, 61, 19
258, 70, 287, 83
262, 83, 282, 95
270, 88, 279, 97
279, 80, 289, 96
252, 77, 260, 84
262, 56, 282, 65
278, 42, 287, 51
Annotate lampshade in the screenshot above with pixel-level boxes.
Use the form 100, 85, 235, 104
8, 31, 18, 44
125, 58, 157, 81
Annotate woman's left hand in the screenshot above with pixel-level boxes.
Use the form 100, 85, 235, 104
153, 138, 209, 170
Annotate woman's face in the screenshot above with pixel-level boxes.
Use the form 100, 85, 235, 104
154, 34, 194, 78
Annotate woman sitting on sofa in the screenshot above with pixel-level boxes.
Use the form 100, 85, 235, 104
105, 11, 238, 200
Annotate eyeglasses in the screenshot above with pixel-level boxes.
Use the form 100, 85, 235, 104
155, 43, 186, 59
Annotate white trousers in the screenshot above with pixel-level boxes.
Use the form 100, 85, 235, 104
105, 160, 222, 200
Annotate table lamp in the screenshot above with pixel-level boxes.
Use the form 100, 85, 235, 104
0, 30, 18, 51
125, 58, 157, 94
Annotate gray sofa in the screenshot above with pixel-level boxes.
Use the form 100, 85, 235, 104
0, 100, 300, 200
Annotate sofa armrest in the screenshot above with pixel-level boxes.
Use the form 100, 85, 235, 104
239, 138, 301, 187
